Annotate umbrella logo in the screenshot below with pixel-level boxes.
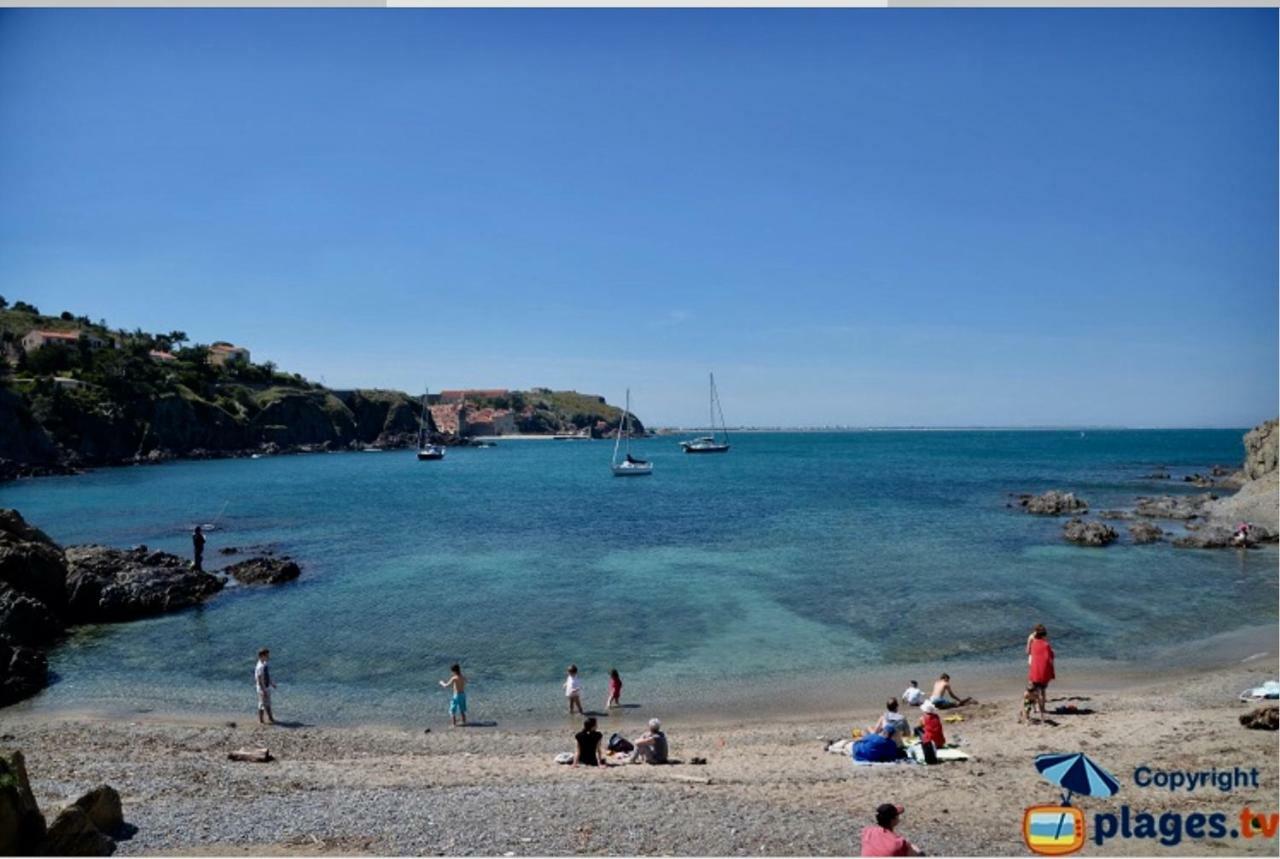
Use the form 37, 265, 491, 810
1023, 752, 1121, 856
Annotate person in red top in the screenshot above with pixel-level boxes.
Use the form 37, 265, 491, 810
860, 803, 923, 856
606, 668, 623, 710
1026, 624, 1056, 723
918, 700, 946, 747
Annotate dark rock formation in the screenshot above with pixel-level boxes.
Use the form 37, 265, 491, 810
1242, 420, 1278, 481
1128, 522, 1164, 544
43, 806, 115, 856
1133, 494, 1215, 520
1174, 525, 1276, 549
1063, 518, 1117, 546
224, 557, 301, 586
250, 392, 358, 448
1022, 490, 1088, 516
0, 750, 46, 854
63, 546, 224, 624
1240, 706, 1279, 731
0, 510, 67, 615
71, 786, 122, 835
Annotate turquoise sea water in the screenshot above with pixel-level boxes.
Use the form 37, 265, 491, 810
1, 430, 1275, 725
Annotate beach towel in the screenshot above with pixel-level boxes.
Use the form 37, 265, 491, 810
908, 744, 971, 764
851, 757, 916, 767
1239, 681, 1280, 702
943, 715, 965, 723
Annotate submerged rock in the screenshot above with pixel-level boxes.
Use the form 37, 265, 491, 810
1063, 518, 1117, 546
1133, 494, 1215, 521
223, 557, 301, 586
1128, 522, 1164, 544
1174, 525, 1276, 549
63, 545, 224, 624
1098, 510, 1133, 521
1022, 491, 1088, 516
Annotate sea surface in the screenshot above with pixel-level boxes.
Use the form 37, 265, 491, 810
2, 430, 1275, 726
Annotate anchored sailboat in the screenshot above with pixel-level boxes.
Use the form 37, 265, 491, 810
611, 389, 652, 477
680, 372, 730, 454
417, 389, 445, 461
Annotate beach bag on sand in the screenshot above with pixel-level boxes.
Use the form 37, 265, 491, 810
851, 733, 899, 763
608, 733, 634, 754
554, 752, 574, 765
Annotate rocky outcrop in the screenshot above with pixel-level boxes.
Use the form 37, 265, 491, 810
0, 511, 67, 705
1022, 491, 1088, 516
0, 390, 62, 476
0, 750, 46, 854
1173, 524, 1276, 549
1200, 419, 1279, 537
43, 806, 115, 856
1098, 510, 1133, 521
63, 546, 224, 624
224, 557, 301, 586
251, 391, 359, 447
1133, 494, 1215, 520
1063, 518, 1117, 546
1242, 419, 1278, 481
142, 391, 250, 454
71, 786, 122, 835
1128, 522, 1164, 544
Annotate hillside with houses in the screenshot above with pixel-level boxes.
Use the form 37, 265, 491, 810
0, 298, 640, 478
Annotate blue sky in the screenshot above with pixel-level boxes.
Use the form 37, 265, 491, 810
1, 9, 1275, 427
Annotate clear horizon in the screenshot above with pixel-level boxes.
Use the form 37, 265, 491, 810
1, 9, 1276, 429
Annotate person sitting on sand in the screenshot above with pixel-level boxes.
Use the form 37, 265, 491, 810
606, 668, 623, 710
860, 803, 924, 857
629, 718, 668, 764
254, 648, 277, 725
901, 681, 925, 707
872, 699, 910, 747
929, 674, 972, 708
917, 701, 945, 748
439, 663, 467, 727
1026, 624, 1055, 721
565, 665, 584, 715
573, 716, 606, 769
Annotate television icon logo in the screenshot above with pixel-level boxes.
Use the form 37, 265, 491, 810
1023, 805, 1086, 855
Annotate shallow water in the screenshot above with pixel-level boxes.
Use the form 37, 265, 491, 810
2, 430, 1274, 725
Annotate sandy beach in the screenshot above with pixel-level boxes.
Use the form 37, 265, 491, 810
5, 652, 1277, 857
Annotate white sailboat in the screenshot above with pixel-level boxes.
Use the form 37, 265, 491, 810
680, 372, 730, 454
611, 389, 652, 477
417, 389, 445, 461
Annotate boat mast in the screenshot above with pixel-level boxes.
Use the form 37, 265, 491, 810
418, 389, 429, 449
612, 389, 628, 465
711, 373, 729, 443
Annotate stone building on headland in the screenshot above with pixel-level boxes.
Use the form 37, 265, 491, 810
208, 342, 251, 366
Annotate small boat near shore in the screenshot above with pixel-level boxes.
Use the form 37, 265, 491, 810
416, 389, 445, 461
611, 389, 652, 477
680, 373, 730, 454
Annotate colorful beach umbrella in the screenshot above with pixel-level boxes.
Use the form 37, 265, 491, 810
1034, 752, 1121, 841
1034, 752, 1121, 801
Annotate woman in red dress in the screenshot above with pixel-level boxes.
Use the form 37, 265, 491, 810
1026, 623, 1055, 722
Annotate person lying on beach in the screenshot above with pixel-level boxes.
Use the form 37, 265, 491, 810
929, 674, 972, 708
901, 681, 925, 707
627, 718, 668, 764
439, 663, 467, 727
860, 803, 924, 857
872, 699, 910, 747
565, 665, 584, 715
573, 717, 606, 768
606, 668, 622, 710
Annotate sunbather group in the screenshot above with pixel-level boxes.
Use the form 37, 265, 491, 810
850, 673, 972, 763
573, 716, 669, 768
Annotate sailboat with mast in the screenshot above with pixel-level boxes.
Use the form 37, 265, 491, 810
680, 372, 731, 454
416, 389, 445, 461
611, 389, 652, 477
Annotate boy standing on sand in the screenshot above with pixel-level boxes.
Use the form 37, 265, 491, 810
255, 648, 276, 725
439, 663, 467, 727
565, 664, 584, 715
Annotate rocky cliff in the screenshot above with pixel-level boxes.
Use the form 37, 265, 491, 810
1204, 418, 1279, 534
